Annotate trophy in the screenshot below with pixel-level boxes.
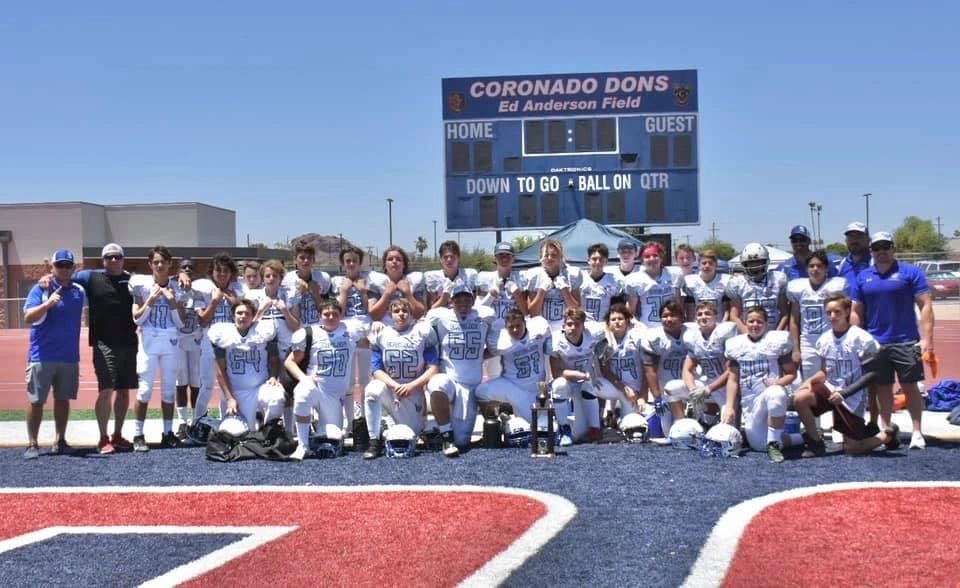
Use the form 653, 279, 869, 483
531, 381, 556, 458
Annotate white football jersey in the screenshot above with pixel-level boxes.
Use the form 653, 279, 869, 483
786, 276, 848, 345
367, 271, 426, 327
177, 287, 205, 351
291, 322, 366, 397
682, 272, 731, 307
332, 272, 372, 321
814, 325, 879, 410
476, 269, 527, 320
579, 272, 624, 323
726, 271, 788, 329
281, 270, 331, 326
192, 278, 245, 329
250, 286, 298, 352
604, 263, 643, 283
424, 268, 478, 299
524, 265, 584, 325
642, 324, 691, 385
682, 321, 739, 382
370, 321, 437, 385
550, 328, 601, 375
725, 330, 793, 399
491, 316, 551, 388
598, 326, 645, 389
426, 306, 496, 387
129, 275, 185, 335
626, 267, 682, 327
209, 321, 277, 391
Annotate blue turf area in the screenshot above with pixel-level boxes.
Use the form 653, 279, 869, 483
0, 532, 246, 586
5, 441, 960, 587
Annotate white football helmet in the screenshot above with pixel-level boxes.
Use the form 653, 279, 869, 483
310, 423, 344, 459
700, 423, 743, 458
740, 243, 770, 281
384, 424, 417, 458
619, 412, 649, 443
669, 418, 704, 449
218, 415, 249, 438
503, 416, 532, 448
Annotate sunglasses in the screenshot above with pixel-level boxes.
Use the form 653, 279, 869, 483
103, 254, 123, 261
790, 237, 810, 243
180, 265, 194, 271
54, 261, 74, 269
870, 243, 892, 252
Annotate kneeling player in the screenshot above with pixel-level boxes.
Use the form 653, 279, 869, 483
476, 309, 552, 422
285, 300, 369, 460
724, 306, 797, 462
363, 299, 439, 459
641, 300, 695, 436
793, 294, 899, 456
682, 301, 738, 426
210, 299, 285, 431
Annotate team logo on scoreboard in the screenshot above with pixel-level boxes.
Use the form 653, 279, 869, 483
447, 92, 465, 114
673, 84, 691, 107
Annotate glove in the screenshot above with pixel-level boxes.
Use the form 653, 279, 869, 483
504, 280, 519, 296
441, 279, 455, 296
689, 385, 710, 402
554, 275, 569, 290
539, 279, 553, 292
654, 397, 666, 416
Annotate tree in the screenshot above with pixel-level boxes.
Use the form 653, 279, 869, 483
893, 216, 946, 253
460, 246, 495, 271
511, 233, 544, 252
415, 236, 428, 258
824, 242, 847, 256
695, 238, 736, 260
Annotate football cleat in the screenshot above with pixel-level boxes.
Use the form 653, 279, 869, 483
441, 431, 459, 458
557, 424, 574, 447
133, 435, 149, 453
767, 442, 784, 463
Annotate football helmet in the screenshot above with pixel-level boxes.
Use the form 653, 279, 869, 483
384, 424, 417, 458
700, 423, 743, 458
503, 416, 532, 448
740, 243, 769, 281
309, 423, 344, 459
619, 412, 649, 443
218, 415, 249, 438
669, 418, 704, 450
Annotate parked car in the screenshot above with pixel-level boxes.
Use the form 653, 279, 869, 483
928, 271, 960, 299
917, 260, 960, 274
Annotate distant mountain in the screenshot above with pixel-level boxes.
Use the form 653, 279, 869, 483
291, 233, 358, 266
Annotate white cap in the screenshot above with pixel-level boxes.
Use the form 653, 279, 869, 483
870, 231, 894, 245
101, 243, 124, 257
844, 221, 867, 235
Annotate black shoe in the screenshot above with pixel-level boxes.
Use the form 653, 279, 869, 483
49, 439, 73, 455
767, 442, 784, 463
175, 423, 189, 441
441, 432, 459, 458
133, 435, 150, 453
363, 438, 382, 460
883, 424, 901, 450
801, 435, 827, 458
161, 431, 180, 448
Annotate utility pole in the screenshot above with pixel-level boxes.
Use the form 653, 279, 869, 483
681, 233, 691, 245
936, 216, 943, 238
710, 222, 718, 241
862, 193, 871, 234
432, 220, 438, 260
386, 197, 394, 246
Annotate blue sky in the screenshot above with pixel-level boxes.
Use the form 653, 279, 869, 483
1, 2, 957, 258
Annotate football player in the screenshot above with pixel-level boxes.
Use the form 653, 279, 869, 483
425, 240, 478, 309
727, 243, 789, 333
672, 243, 697, 276
525, 238, 582, 337
682, 301, 738, 426
724, 306, 798, 462
792, 294, 899, 456
192, 252, 245, 428
209, 299, 284, 431
363, 299, 439, 460
425, 285, 497, 455
579, 243, 624, 336
605, 238, 643, 285
281, 240, 332, 327
550, 308, 628, 444
682, 249, 731, 320
174, 258, 204, 439
596, 304, 644, 424
641, 300, 694, 436
129, 246, 187, 451
333, 245, 373, 433
368, 246, 426, 327
241, 260, 263, 296
476, 241, 528, 379
476, 309, 552, 420
285, 300, 369, 460
626, 242, 682, 328
786, 250, 847, 380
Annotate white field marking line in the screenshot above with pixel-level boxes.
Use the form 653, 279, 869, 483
681, 481, 960, 588
0, 485, 578, 587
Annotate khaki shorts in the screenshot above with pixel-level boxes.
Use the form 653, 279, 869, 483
26, 362, 79, 404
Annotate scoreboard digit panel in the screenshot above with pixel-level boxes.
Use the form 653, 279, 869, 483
442, 70, 699, 231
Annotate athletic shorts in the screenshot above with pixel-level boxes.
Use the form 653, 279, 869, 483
810, 385, 879, 441
26, 362, 79, 404
872, 342, 924, 385
93, 342, 139, 391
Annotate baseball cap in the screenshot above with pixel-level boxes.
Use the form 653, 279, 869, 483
494, 242, 515, 255
101, 243, 124, 257
451, 283, 474, 297
52, 249, 75, 265
789, 225, 811, 240
617, 238, 638, 251
844, 221, 867, 235
870, 231, 894, 245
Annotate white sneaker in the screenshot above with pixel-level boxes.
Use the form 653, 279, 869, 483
290, 444, 308, 461
909, 431, 926, 450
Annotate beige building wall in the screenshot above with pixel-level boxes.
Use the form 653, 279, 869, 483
196, 204, 236, 246
0, 202, 86, 265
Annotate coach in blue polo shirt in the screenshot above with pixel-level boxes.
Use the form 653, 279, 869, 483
851, 231, 934, 449
777, 225, 840, 280
837, 221, 872, 281
22, 249, 87, 459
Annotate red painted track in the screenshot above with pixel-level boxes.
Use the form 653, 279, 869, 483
1, 321, 959, 410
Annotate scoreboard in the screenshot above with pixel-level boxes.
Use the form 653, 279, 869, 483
442, 70, 699, 231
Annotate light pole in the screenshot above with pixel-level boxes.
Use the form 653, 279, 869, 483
386, 198, 394, 246
338, 233, 343, 271
808, 201, 817, 242
815, 204, 823, 248
862, 193, 871, 234
432, 220, 438, 260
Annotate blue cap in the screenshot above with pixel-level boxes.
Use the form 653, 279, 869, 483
617, 238, 638, 251
52, 249, 75, 264
451, 283, 474, 297
494, 241, 514, 255
789, 225, 811, 239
